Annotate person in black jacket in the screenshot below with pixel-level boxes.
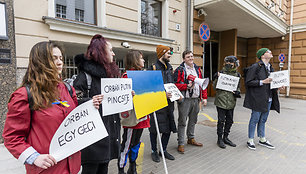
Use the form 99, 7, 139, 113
73, 34, 121, 174
243, 48, 284, 151
148, 45, 177, 163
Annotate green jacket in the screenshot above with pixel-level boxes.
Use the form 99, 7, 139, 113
213, 66, 241, 110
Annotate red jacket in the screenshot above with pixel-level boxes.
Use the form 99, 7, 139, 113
2, 82, 81, 174
174, 62, 208, 100
122, 72, 150, 129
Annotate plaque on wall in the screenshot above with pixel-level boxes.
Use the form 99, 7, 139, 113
0, 48, 11, 63
0, 2, 8, 40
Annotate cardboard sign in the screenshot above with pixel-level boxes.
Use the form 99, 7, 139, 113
164, 83, 184, 102
127, 71, 168, 119
270, 70, 289, 89
49, 100, 108, 162
216, 73, 239, 92
101, 78, 133, 116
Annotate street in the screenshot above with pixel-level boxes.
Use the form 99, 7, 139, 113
1, 95, 306, 174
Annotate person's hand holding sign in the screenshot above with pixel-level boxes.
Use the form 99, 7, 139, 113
262, 77, 272, 84
34, 154, 57, 169
92, 94, 104, 109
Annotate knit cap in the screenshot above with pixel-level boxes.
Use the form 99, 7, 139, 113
256, 48, 269, 59
156, 45, 170, 59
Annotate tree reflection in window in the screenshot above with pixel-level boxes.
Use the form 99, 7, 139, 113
141, 0, 161, 37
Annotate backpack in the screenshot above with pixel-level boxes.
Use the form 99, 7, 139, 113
25, 82, 73, 111
26, 72, 92, 111
64, 72, 92, 98
243, 62, 261, 87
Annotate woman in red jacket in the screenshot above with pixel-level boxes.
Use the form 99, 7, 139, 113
2, 41, 102, 174
118, 50, 150, 174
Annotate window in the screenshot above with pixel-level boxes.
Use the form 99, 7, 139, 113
55, 0, 95, 24
141, 0, 162, 37
75, 9, 84, 22
56, 4, 66, 19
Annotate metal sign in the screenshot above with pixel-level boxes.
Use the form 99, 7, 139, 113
278, 53, 286, 63
199, 23, 210, 42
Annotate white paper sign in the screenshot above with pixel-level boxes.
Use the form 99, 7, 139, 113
0, 3, 8, 39
216, 73, 240, 92
270, 70, 289, 89
101, 78, 133, 116
164, 83, 184, 102
49, 100, 108, 162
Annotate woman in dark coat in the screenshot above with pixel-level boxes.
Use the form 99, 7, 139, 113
73, 34, 121, 174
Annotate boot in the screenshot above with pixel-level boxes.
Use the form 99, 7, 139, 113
127, 161, 137, 174
217, 135, 226, 149
118, 168, 126, 174
223, 135, 236, 147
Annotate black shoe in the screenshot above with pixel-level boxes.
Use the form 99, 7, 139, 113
118, 168, 126, 174
127, 161, 137, 174
151, 151, 160, 162
217, 136, 226, 149
159, 151, 175, 160
223, 137, 236, 147
259, 140, 275, 149
247, 141, 256, 150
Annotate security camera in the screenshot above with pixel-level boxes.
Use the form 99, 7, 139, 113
198, 9, 207, 17
121, 42, 130, 48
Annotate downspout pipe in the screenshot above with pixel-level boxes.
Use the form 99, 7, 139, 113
287, 0, 294, 97
187, 0, 191, 51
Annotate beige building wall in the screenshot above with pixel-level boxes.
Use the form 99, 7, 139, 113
14, 0, 188, 85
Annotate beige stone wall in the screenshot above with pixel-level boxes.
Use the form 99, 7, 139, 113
14, 0, 188, 84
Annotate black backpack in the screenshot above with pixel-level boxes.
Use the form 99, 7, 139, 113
243, 62, 261, 87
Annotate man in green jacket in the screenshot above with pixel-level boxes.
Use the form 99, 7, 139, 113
213, 55, 241, 149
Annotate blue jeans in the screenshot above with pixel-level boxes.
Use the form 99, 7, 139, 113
248, 101, 272, 139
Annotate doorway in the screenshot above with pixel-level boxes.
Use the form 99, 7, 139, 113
203, 41, 219, 97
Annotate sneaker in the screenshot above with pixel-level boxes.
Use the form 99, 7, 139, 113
247, 141, 256, 150
151, 151, 160, 163
159, 151, 175, 160
259, 140, 275, 149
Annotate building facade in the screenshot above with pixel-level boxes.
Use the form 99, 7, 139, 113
0, 0, 16, 143
14, 0, 189, 84
193, 0, 306, 99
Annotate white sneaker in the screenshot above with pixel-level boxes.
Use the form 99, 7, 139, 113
247, 141, 256, 150
259, 140, 275, 149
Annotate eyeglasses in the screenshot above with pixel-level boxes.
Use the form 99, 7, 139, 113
266, 50, 272, 54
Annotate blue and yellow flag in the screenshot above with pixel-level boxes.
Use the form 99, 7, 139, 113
126, 70, 168, 119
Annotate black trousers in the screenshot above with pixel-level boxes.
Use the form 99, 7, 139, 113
81, 162, 109, 174
149, 132, 170, 152
216, 107, 234, 136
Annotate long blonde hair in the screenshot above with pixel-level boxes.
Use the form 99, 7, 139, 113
20, 41, 63, 110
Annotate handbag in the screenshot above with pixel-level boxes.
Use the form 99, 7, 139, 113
120, 108, 140, 127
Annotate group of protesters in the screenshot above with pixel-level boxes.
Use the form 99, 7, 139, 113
2, 33, 283, 174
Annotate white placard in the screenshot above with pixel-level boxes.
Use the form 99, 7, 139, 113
0, 3, 8, 39
101, 78, 133, 116
216, 73, 240, 92
164, 83, 184, 102
49, 100, 108, 162
270, 70, 289, 89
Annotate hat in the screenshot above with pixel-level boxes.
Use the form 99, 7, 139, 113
224, 55, 237, 63
256, 48, 269, 59
156, 45, 170, 59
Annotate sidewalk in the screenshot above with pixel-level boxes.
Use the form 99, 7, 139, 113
1, 96, 306, 174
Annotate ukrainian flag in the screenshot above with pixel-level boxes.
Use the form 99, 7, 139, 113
126, 70, 168, 119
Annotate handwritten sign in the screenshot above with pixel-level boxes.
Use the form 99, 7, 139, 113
101, 78, 133, 116
270, 70, 289, 89
49, 100, 108, 162
164, 83, 184, 102
216, 73, 239, 92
